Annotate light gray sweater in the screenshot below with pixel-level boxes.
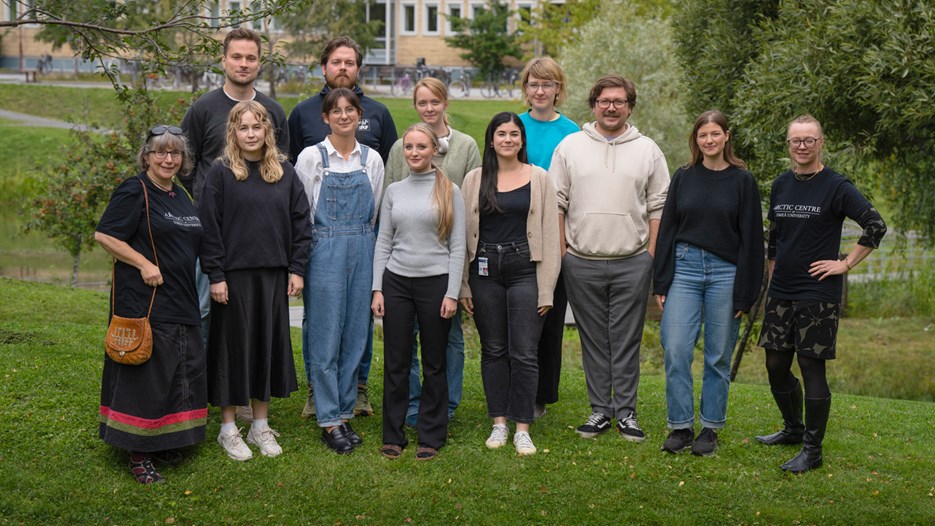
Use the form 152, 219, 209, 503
372, 170, 466, 299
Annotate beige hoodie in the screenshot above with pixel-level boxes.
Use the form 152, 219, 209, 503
549, 122, 669, 259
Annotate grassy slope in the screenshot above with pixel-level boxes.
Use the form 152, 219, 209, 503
0, 278, 932, 525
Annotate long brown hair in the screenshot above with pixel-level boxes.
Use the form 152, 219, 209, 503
404, 123, 454, 241
687, 110, 747, 170
223, 100, 284, 183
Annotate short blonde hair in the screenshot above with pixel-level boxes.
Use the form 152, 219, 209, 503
520, 56, 567, 108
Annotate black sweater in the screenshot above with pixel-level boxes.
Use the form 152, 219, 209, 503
198, 160, 312, 283
652, 164, 765, 312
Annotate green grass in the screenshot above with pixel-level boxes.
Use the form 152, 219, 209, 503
1, 278, 933, 525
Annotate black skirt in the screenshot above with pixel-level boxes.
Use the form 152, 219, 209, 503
99, 322, 207, 452
207, 268, 298, 406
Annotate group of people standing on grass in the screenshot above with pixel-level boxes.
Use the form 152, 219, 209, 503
94, 30, 887, 484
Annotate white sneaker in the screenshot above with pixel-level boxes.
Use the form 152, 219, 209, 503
247, 426, 283, 457
218, 427, 253, 461
514, 431, 537, 456
485, 424, 509, 449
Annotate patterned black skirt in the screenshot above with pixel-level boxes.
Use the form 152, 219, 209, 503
99, 322, 207, 452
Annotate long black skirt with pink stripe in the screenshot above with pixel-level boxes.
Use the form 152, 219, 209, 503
99, 322, 207, 452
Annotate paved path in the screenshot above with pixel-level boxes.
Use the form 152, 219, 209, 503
0, 108, 96, 130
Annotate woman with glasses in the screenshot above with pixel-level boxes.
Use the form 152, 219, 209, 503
373, 123, 465, 461
95, 125, 205, 483
756, 114, 886, 472
385, 77, 480, 427
517, 57, 579, 419
294, 88, 384, 454
460, 112, 561, 456
200, 101, 312, 461
652, 110, 764, 456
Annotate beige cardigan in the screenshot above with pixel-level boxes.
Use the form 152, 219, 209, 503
459, 165, 561, 308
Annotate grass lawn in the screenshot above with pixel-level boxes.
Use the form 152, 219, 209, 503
1, 278, 932, 525
0, 84, 524, 149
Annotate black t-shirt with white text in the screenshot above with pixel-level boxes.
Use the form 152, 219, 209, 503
767, 168, 873, 302
96, 174, 203, 324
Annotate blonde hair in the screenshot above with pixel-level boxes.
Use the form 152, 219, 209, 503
405, 123, 454, 241
223, 100, 284, 183
412, 77, 450, 125
520, 56, 567, 108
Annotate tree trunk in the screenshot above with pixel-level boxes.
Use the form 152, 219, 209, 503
70, 233, 82, 288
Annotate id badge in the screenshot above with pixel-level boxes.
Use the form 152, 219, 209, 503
477, 257, 489, 276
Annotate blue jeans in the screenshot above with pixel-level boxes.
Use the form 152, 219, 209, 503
660, 243, 740, 430
406, 313, 464, 424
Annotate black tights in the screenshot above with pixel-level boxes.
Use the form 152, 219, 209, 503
764, 350, 830, 399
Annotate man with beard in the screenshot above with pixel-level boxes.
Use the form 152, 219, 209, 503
181, 28, 289, 203
181, 29, 290, 424
288, 36, 397, 420
287, 36, 397, 163
548, 74, 669, 444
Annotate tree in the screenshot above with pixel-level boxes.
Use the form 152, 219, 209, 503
280, 0, 382, 67
560, 0, 688, 168
4, 1, 288, 68
674, 0, 935, 241
445, 1, 522, 80
24, 87, 190, 286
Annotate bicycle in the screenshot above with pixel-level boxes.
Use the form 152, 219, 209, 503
445, 68, 471, 98
480, 69, 519, 99
391, 69, 414, 97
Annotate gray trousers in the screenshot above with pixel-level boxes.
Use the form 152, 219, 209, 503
563, 252, 652, 420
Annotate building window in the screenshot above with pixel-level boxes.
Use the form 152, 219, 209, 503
446, 3, 463, 33
229, 1, 242, 27
516, 3, 532, 32
424, 4, 439, 34
209, 2, 221, 28
402, 3, 416, 34
470, 2, 485, 19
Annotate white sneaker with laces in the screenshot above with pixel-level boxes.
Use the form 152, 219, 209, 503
514, 431, 537, 456
218, 427, 253, 461
247, 426, 283, 457
485, 424, 509, 449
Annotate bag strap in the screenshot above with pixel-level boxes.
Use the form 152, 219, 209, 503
109, 177, 158, 320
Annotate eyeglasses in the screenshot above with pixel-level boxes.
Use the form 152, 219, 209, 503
148, 125, 183, 138
328, 107, 359, 117
150, 150, 182, 160
787, 137, 821, 148
595, 99, 629, 109
526, 82, 558, 92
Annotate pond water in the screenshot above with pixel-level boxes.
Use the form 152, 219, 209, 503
0, 210, 112, 290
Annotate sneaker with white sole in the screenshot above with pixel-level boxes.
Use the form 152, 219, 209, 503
576, 412, 612, 438
247, 426, 283, 457
617, 412, 645, 443
218, 427, 253, 461
485, 424, 509, 449
514, 431, 537, 456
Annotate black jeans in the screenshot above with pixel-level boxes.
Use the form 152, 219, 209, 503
469, 241, 544, 424
381, 271, 451, 449
536, 271, 566, 405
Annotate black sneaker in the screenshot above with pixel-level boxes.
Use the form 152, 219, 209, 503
660, 428, 694, 453
691, 427, 718, 456
617, 412, 645, 443
575, 412, 612, 438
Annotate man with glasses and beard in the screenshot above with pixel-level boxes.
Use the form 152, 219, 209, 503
548, 74, 670, 445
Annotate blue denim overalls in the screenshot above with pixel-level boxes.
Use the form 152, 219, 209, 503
303, 143, 376, 428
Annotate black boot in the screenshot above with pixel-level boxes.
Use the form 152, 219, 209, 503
756, 379, 805, 445
781, 396, 831, 473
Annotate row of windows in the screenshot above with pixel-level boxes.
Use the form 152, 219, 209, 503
401, 2, 533, 35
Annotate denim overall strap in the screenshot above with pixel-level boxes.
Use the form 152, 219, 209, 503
311, 144, 375, 234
